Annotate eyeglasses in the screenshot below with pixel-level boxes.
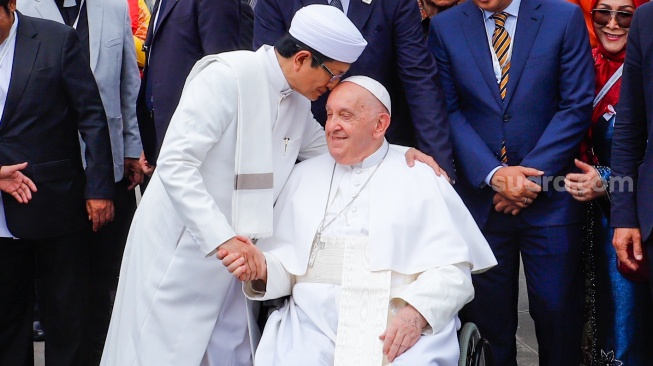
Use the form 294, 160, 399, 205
591, 8, 634, 28
312, 55, 346, 83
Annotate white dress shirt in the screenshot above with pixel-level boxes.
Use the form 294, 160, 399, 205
328, 0, 350, 15
0, 13, 19, 238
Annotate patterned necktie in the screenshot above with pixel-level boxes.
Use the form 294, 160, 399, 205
492, 12, 510, 164
330, 0, 344, 11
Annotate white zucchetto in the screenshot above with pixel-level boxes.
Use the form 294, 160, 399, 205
289, 5, 367, 64
342, 76, 392, 116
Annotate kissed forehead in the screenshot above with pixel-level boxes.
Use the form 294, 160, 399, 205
328, 82, 385, 113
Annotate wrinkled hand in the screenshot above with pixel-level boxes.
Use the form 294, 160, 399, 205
490, 166, 542, 206
493, 193, 522, 215
405, 148, 450, 183
139, 151, 155, 176
379, 304, 426, 362
124, 158, 144, 190
217, 235, 266, 282
0, 163, 37, 204
86, 199, 114, 232
564, 159, 606, 202
613, 228, 643, 272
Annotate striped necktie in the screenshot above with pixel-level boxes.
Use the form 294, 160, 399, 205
492, 12, 510, 164
330, 0, 344, 11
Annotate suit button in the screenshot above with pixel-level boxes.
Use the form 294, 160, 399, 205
503, 114, 511, 122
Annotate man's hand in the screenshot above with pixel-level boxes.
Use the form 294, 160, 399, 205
493, 193, 522, 215
124, 158, 144, 190
613, 228, 643, 272
490, 166, 543, 205
217, 235, 266, 282
86, 199, 114, 232
379, 304, 427, 362
564, 159, 606, 202
0, 163, 37, 204
404, 148, 450, 182
139, 151, 155, 176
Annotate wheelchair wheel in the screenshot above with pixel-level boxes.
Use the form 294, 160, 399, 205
458, 322, 481, 366
472, 337, 493, 366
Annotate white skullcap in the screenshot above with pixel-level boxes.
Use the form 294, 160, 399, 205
342, 76, 392, 116
289, 5, 367, 64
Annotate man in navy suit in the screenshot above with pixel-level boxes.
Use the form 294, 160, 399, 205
611, 1, 653, 297
429, 0, 593, 364
253, 0, 455, 178
0, 2, 114, 364
138, 0, 244, 169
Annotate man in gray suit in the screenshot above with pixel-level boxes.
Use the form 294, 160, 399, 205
16, 0, 142, 364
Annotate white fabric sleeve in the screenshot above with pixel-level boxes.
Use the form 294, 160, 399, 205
392, 263, 473, 334
297, 117, 327, 161
155, 63, 238, 255
243, 252, 294, 301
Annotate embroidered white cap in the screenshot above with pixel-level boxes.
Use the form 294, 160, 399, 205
342, 75, 392, 116
289, 5, 367, 64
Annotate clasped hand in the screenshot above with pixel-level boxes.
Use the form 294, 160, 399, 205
217, 235, 266, 282
491, 166, 543, 215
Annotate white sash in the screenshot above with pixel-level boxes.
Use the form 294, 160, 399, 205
333, 237, 392, 366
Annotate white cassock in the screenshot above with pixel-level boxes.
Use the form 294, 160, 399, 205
101, 46, 328, 366
247, 141, 498, 366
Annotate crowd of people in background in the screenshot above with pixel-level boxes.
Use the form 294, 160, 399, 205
0, 0, 651, 365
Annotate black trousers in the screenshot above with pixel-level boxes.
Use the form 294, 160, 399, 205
0, 229, 92, 366
87, 179, 137, 365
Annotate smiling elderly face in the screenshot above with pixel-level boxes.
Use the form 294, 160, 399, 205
324, 82, 390, 165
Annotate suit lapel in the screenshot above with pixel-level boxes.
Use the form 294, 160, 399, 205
503, 0, 542, 110
86, 0, 102, 72
461, 3, 502, 106
0, 14, 39, 130
347, 0, 375, 29
154, 0, 178, 38
32, 0, 64, 24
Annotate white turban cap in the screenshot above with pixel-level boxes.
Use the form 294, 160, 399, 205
342, 75, 392, 116
289, 5, 367, 64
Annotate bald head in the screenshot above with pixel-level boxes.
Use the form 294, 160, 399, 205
324, 80, 391, 165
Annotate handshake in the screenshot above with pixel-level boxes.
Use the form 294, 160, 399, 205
216, 235, 268, 283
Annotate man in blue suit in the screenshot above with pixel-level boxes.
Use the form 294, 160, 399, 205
253, 0, 455, 178
137, 0, 244, 169
611, 1, 653, 297
429, 0, 593, 364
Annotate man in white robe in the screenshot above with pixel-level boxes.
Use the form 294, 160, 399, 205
220, 76, 497, 365
100, 6, 369, 366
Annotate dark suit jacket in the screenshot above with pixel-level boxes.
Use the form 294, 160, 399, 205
138, 0, 243, 164
429, 0, 594, 228
253, 0, 455, 177
611, 2, 653, 242
0, 13, 113, 239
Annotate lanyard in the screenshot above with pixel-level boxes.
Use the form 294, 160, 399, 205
71, 0, 86, 30
593, 65, 623, 109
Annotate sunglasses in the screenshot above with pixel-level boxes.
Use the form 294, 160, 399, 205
312, 55, 346, 84
591, 8, 634, 28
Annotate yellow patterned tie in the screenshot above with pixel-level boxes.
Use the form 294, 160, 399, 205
492, 12, 510, 164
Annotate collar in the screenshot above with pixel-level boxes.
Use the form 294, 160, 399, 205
482, 0, 521, 20
262, 45, 293, 98
349, 139, 389, 169
1, 12, 18, 46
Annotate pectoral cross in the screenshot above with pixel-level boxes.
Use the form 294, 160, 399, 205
308, 232, 326, 268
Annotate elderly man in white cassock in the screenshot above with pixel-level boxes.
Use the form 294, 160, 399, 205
101, 5, 445, 366
220, 76, 497, 366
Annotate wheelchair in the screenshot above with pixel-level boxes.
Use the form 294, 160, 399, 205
458, 322, 493, 366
